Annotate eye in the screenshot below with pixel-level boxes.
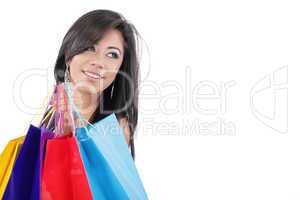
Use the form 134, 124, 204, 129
107, 52, 119, 59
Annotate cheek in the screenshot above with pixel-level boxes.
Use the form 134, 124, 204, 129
106, 67, 120, 86
69, 55, 89, 81
103, 74, 117, 90
70, 66, 81, 81
106, 62, 122, 78
100, 65, 121, 92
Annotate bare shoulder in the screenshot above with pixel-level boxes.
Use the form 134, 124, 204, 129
117, 116, 131, 146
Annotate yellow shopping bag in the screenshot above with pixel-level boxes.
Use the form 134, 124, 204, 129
0, 136, 24, 199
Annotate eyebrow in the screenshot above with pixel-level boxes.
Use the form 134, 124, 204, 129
107, 46, 122, 55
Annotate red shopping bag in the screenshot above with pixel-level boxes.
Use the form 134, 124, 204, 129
41, 83, 92, 199
41, 135, 93, 200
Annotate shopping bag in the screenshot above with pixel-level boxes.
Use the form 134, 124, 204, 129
41, 82, 92, 200
76, 113, 148, 200
35, 129, 54, 198
0, 136, 24, 199
63, 81, 147, 199
2, 126, 53, 200
41, 135, 93, 200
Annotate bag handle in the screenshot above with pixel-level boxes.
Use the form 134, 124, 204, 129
52, 83, 75, 137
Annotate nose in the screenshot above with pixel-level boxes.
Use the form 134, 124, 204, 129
88, 60, 106, 77
89, 60, 104, 69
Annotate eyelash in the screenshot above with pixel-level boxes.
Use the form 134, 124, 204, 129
85, 46, 119, 59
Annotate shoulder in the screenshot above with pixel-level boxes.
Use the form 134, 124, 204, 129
117, 116, 131, 146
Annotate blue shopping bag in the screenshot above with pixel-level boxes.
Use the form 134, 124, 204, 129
75, 113, 148, 200
3, 125, 53, 200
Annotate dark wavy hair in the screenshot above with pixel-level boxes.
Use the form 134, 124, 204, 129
42, 9, 141, 160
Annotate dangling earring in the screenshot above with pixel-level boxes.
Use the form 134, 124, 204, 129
110, 81, 115, 99
64, 63, 71, 83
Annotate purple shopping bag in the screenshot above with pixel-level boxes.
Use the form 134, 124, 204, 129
3, 125, 54, 200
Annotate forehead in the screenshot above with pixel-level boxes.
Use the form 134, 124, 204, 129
95, 29, 124, 50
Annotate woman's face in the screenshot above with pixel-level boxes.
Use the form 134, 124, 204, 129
66, 29, 125, 95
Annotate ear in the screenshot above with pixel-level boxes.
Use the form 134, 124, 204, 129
64, 50, 72, 67
65, 59, 71, 67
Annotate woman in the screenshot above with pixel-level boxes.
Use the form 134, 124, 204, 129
41, 9, 141, 160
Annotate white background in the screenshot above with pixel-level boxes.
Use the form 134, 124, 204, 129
0, 0, 300, 199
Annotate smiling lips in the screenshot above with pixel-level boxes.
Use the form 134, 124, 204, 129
82, 70, 105, 80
